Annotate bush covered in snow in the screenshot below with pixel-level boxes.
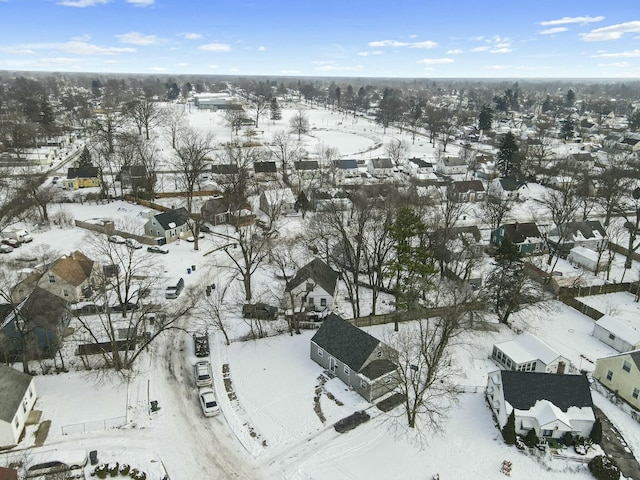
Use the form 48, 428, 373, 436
588, 455, 620, 480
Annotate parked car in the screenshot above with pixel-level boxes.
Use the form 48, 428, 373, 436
125, 238, 142, 249
147, 245, 168, 254
194, 360, 213, 387
108, 235, 126, 244
0, 244, 14, 254
110, 302, 139, 313
242, 303, 278, 320
2, 238, 20, 248
51, 176, 60, 184
194, 334, 209, 357
198, 388, 220, 417
186, 232, 205, 242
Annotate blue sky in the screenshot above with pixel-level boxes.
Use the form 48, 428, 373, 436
0, 0, 639, 78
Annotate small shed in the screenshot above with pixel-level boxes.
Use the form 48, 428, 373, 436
593, 315, 640, 353
492, 332, 570, 374
567, 246, 604, 272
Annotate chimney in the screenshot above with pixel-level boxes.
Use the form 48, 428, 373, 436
514, 222, 519, 230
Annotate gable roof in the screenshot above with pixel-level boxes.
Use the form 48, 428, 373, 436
49, 250, 95, 286
67, 166, 99, 179
441, 156, 466, 167
600, 349, 640, 371
294, 160, 319, 171
500, 370, 593, 411
497, 177, 525, 192
0, 365, 33, 423
494, 332, 562, 365
332, 159, 358, 170
285, 258, 339, 295
211, 164, 239, 175
595, 315, 640, 345
553, 220, 606, 242
408, 157, 432, 169
311, 314, 381, 371
452, 180, 485, 193
370, 158, 394, 169
501, 222, 542, 244
253, 161, 277, 173
153, 208, 190, 230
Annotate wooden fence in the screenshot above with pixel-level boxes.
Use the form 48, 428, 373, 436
556, 282, 639, 321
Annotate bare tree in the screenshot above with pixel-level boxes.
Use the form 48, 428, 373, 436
616, 186, 640, 274
386, 138, 409, 167
172, 127, 216, 250
387, 285, 472, 431
161, 103, 188, 149
268, 130, 301, 186
479, 196, 513, 233
289, 109, 310, 141
125, 95, 162, 140
430, 186, 468, 279
224, 108, 245, 137
249, 95, 270, 129
196, 276, 233, 346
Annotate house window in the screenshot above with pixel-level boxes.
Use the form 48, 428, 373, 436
14, 418, 19, 429
344, 366, 350, 375
376, 351, 382, 358
609, 333, 616, 341
317, 347, 323, 357
606, 370, 614, 381
62, 289, 69, 297
48, 274, 55, 283
623, 360, 632, 373
308, 297, 314, 305
633, 388, 639, 400
29, 387, 33, 398
321, 298, 327, 307
360, 379, 366, 389
384, 377, 392, 384
542, 429, 553, 437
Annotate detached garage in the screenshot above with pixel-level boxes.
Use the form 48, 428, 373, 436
0, 365, 37, 447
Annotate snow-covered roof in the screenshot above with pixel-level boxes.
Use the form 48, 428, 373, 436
595, 315, 640, 345
569, 246, 599, 262
495, 331, 562, 365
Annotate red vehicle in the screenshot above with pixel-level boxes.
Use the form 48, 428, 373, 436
2, 238, 20, 248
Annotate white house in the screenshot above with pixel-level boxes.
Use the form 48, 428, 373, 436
143, 208, 191, 244
488, 177, 527, 201
367, 158, 395, 178
284, 258, 339, 315
0, 365, 37, 448
492, 332, 570, 374
436, 156, 467, 175
486, 370, 595, 441
259, 187, 297, 217
407, 158, 434, 180
593, 315, 640, 353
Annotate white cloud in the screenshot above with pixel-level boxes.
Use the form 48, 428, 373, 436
208, 65, 218, 69
149, 66, 167, 72
446, 49, 463, 54
258, 46, 266, 51
281, 70, 301, 75
471, 36, 512, 54
482, 64, 512, 70
540, 16, 605, 26
597, 61, 630, 67
0, 46, 35, 55
103, 59, 117, 64
127, 0, 154, 5
115, 32, 161, 45
368, 39, 437, 49
311, 60, 335, 65
71, 34, 91, 42
176, 62, 189, 67
200, 43, 231, 52
540, 27, 568, 35
581, 21, 640, 41
57, 0, 109, 6
57, 41, 135, 55
357, 50, 383, 57
179, 33, 203, 40
315, 64, 363, 72
416, 58, 454, 65
591, 49, 640, 58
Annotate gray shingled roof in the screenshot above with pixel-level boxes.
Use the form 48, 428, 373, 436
311, 314, 381, 371
359, 359, 397, 381
500, 370, 593, 411
153, 208, 190, 230
253, 161, 277, 173
502, 222, 542, 244
285, 258, 339, 295
0, 365, 33, 423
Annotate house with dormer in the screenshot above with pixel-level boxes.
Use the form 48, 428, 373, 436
144, 208, 191, 243
310, 314, 398, 402
492, 222, 545, 255
29, 250, 100, 303
63, 166, 100, 190
488, 177, 527, 201
486, 370, 595, 440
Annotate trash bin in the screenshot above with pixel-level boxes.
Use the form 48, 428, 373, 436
187, 267, 191, 274
151, 400, 159, 412
90, 450, 98, 465
192, 265, 196, 271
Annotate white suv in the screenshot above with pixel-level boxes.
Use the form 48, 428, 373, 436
194, 360, 212, 387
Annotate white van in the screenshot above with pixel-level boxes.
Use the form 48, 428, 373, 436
165, 277, 184, 299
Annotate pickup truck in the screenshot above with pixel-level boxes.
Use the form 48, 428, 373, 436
194, 334, 210, 357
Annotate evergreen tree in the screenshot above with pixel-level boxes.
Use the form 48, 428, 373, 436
496, 131, 519, 177
542, 96, 553, 113
561, 117, 575, 141
270, 97, 282, 122
524, 428, 538, 448
502, 411, 516, 445
478, 105, 493, 131
590, 417, 603, 444
294, 190, 309, 218
588, 455, 620, 480
566, 88, 576, 107
78, 146, 92, 167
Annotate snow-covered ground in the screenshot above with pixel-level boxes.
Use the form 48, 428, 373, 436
3, 102, 640, 479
